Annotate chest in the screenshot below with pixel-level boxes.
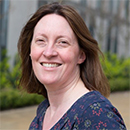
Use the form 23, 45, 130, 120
42, 110, 63, 130
42, 110, 79, 130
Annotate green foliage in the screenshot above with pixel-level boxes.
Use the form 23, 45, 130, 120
109, 78, 129, 92
0, 88, 44, 110
0, 50, 21, 89
101, 53, 130, 91
101, 53, 130, 79
0, 50, 11, 89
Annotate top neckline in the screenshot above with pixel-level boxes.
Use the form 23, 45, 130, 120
41, 90, 102, 129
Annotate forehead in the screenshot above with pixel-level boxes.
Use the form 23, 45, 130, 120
33, 14, 75, 37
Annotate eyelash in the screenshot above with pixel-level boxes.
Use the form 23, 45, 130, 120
37, 39, 44, 42
59, 41, 67, 44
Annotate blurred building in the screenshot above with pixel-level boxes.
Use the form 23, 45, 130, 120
0, 0, 130, 66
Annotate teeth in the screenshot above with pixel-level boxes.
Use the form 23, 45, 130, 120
42, 63, 59, 68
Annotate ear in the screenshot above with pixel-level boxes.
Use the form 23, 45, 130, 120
77, 50, 86, 64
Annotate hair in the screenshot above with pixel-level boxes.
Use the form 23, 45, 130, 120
18, 2, 110, 98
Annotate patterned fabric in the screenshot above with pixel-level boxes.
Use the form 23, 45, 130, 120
29, 91, 126, 130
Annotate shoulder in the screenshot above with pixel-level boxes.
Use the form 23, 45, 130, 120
75, 91, 126, 129
29, 99, 49, 129
81, 91, 120, 119
74, 91, 111, 113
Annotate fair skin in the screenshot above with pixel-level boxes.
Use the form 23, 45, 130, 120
30, 14, 89, 130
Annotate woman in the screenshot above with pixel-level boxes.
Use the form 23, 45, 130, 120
18, 2, 126, 130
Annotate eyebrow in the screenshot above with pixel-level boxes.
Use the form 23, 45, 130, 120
56, 35, 71, 40
34, 33, 47, 38
35, 33, 72, 41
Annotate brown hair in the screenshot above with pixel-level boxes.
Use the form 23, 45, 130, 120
18, 2, 110, 98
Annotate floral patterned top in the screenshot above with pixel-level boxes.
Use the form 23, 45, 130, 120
29, 91, 126, 130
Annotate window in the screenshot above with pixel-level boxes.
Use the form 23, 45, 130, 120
96, 0, 101, 9
125, 0, 129, 20
106, 20, 111, 52
0, 0, 9, 61
38, 0, 48, 7
109, 0, 113, 12
114, 27, 118, 53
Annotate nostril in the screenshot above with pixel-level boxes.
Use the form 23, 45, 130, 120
43, 49, 58, 58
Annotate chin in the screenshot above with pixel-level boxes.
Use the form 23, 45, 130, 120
40, 79, 58, 86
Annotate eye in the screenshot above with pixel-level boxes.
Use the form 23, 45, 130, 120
60, 41, 68, 44
37, 39, 44, 42
35, 38, 47, 47
58, 39, 69, 45
35, 38, 46, 45
56, 39, 70, 48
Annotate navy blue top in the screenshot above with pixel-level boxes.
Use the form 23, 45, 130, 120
29, 91, 126, 130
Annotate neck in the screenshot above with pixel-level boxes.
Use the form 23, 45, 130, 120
46, 76, 89, 112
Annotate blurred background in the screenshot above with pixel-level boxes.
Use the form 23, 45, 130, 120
0, 0, 130, 129
0, 0, 130, 64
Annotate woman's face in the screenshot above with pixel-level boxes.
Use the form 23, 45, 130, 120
30, 14, 85, 88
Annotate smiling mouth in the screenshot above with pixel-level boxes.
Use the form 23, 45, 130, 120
40, 63, 62, 68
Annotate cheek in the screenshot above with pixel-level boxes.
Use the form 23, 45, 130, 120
30, 46, 41, 61
61, 49, 80, 65
30, 47, 41, 75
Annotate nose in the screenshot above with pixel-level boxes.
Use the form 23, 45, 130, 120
43, 44, 58, 58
